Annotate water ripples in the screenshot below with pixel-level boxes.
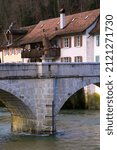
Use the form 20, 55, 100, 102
0, 108, 100, 150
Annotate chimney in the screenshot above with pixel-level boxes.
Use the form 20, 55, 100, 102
60, 8, 66, 29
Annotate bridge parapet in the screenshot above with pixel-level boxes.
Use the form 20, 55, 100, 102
40, 62, 100, 77
0, 62, 100, 79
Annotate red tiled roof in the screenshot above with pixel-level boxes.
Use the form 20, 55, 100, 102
20, 9, 100, 45
0, 24, 37, 48
20, 24, 37, 33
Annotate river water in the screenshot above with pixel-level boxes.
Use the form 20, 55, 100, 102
0, 108, 100, 150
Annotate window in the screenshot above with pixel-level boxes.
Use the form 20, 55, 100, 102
96, 35, 100, 46
51, 39, 59, 48
61, 57, 71, 62
74, 35, 82, 47
5, 49, 9, 55
61, 37, 71, 48
74, 56, 83, 62
95, 56, 100, 62
63, 37, 69, 47
14, 48, 17, 55
17, 49, 21, 54
12, 48, 15, 55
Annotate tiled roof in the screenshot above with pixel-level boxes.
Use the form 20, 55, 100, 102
0, 24, 36, 48
20, 24, 37, 33
11, 25, 37, 47
19, 9, 100, 45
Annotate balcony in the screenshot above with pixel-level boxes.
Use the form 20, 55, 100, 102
21, 49, 44, 58
21, 48, 60, 59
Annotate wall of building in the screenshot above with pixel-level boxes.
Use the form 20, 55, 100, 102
60, 35, 87, 62
86, 36, 94, 62
2, 48, 28, 63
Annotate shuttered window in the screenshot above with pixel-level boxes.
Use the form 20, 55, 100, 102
74, 56, 83, 62
61, 57, 71, 62
74, 35, 82, 47
61, 37, 71, 48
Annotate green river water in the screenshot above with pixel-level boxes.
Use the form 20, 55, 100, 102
0, 108, 100, 150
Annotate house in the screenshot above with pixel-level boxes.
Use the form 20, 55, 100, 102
20, 8, 100, 63
0, 8, 100, 63
0, 24, 36, 63
0, 9, 100, 62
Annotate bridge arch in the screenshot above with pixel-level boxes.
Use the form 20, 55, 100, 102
54, 77, 100, 114
0, 83, 36, 133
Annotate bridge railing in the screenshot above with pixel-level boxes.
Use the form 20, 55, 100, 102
39, 62, 100, 77
0, 62, 100, 79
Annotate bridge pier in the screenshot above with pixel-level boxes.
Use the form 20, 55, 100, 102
11, 114, 54, 134
11, 115, 36, 133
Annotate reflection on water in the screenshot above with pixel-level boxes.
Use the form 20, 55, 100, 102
0, 108, 100, 150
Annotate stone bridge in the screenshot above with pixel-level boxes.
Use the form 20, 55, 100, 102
0, 62, 100, 134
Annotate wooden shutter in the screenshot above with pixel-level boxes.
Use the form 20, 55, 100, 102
14, 48, 17, 55
61, 57, 63, 62
61, 38, 63, 48
80, 36, 82, 47
80, 56, 83, 62
69, 57, 71, 62
69, 37, 71, 48
74, 36, 76, 47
